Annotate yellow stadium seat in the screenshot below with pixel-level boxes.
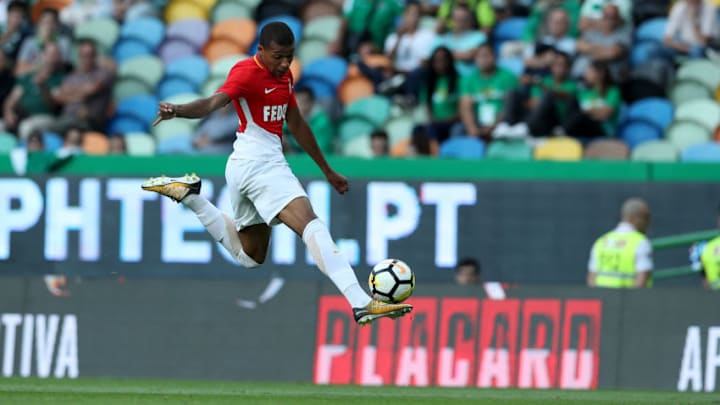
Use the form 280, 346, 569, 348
533, 137, 583, 161
165, 0, 208, 24
193, 0, 217, 13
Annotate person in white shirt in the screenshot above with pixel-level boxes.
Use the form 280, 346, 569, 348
384, 0, 436, 74
663, 0, 718, 58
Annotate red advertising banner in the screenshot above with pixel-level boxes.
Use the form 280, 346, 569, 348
314, 296, 603, 388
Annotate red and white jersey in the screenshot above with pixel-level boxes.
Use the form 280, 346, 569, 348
217, 55, 297, 162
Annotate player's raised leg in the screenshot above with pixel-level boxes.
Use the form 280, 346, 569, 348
277, 197, 412, 325
141, 174, 268, 267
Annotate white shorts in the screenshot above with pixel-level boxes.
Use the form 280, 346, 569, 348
225, 158, 308, 230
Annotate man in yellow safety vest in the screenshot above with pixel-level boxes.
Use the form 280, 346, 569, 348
587, 198, 652, 288
700, 208, 720, 290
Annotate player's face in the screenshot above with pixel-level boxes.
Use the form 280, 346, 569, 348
259, 42, 294, 77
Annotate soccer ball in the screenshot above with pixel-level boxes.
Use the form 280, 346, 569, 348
368, 259, 415, 303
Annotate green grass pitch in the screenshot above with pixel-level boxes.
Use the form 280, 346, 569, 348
0, 378, 718, 404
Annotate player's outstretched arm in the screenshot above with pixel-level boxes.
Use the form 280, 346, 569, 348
286, 106, 348, 194
152, 92, 231, 126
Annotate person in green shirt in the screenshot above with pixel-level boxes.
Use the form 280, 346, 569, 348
459, 43, 518, 140
284, 87, 335, 155
418, 46, 461, 143
498, 50, 577, 137
330, 0, 404, 58
436, 0, 495, 34
564, 60, 621, 138
522, 0, 581, 41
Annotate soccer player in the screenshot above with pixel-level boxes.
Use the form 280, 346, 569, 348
141, 22, 412, 324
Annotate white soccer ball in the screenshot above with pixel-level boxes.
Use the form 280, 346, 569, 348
368, 259, 415, 303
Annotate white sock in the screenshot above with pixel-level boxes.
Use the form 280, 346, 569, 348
182, 194, 259, 268
303, 218, 372, 308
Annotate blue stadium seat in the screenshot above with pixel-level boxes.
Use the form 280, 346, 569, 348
106, 116, 148, 134
157, 77, 197, 100
113, 39, 153, 64
635, 18, 667, 43
626, 98, 674, 131
618, 119, 663, 149
116, 95, 160, 127
498, 56, 524, 77
42, 132, 63, 152
120, 17, 165, 50
297, 56, 347, 98
165, 18, 209, 51
156, 135, 195, 154
165, 55, 209, 88
630, 41, 666, 66
492, 17, 527, 53
681, 142, 720, 162
439, 137, 485, 159
257, 15, 303, 44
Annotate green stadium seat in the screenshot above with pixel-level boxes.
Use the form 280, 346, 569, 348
125, 132, 156, 156
341, 134, 373, 158
665, 119, 712, 151
202, 77, 225, 97
162, 93, 203, 126
675, 99, 720, 133
210, 54, 246, 78
677, 59, 720, 94
384, 115, 415, 146
211, 1, 253, 23
302, 16, 341, 43
74, 18, 119, 54
297, 38, 329, 65
152, 119, 196, 141
0, 132, 18, 155
118, 55, 164, 88
113, 77, 154, 102
344, 96, 391, 128
670, 79, 713, 106
339, 117, 376, 143
486, 140, 533, 160
631, 140, 678, 162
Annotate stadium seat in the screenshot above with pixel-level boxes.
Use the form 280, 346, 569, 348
619, 119, 663, 149
192, 0, 218, 13
211, 1, 253, 23
116, 95, 160, 128
113, 77, 154, 102
42, 132, 63, 152
203, 39, 244, 64
166, 55, 210, 88
583, 139, 630, 160
210, 54, 246, 78
384, 116, 415, 146
120, 17, 165, 50
626, 98, 673, 131
669, 79, 713, 106
681, 142, 720, 162
211, 18, 257, 53
493, 17, 526, 49
164, 0, 208, 24
31, 0, 72, 23
297, 38, 329, 65
635, 18, 667, 43
497, 57, 524, 77
533, 136, 582, 161
341, 133, 373, 158
631, 140, 678, 162
486, 140, 532, 160
164, 93, 202, 105
338, 117, 376, 143
298, 56, 348, 98
158, 39, 197, 65
301, 0, 341, 23
125, 1, 160, 21
302, 16, 342, 43
201, 77, 225, 97
389, 137, 440, 157
74, 18, 120, 54
677, 59, 720, 94
157, 77, 198, 100
106, 116, 148, 135
152, 116, 196, 140
156, 135, 195, 154
629, 41, 666, 67
0, 132, 17, 155
125, 132, 156, 156
165, 19, 210, 51
112, 39, 154, 64
257, 15, 303, 43
345, 96, 391, 128
675, 99, 720, 133
290, 58, 302, 81
439, 136, 485, 159
338, 76, 375, 105
666, 120, 712, 151
82, 132, 110, 155
118, 55, 164, 89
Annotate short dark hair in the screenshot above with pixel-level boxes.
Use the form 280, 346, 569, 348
456, 257, 480, 274
77, 38, 97, 50
259, 22, 294, 47
7, 0, 28, 14
370, 130, 388, 140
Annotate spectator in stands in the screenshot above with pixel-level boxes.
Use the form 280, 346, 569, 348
522, 8, 576, 76
0, 51, 14, 113
406, 129, 433, 156
3, 42, 65, 140
193, 102, 238, 154
370, 130, 389, 157
330, 0, 403, 59
25, 130, 44, 152
1, 1, 29, 63
572, 3, 631, 83
522, 0, 581, 42
459, 43, 518, 140
663, 0, 719, 59
565, 61, 620, 139
58, 126, 84, 156
579, 0, 632, 32
384, 1, 435, 75
281, 87, 334, 155
433, 4, 488, 76
436, 0, 495, 34
588, 198, 652, 289
108, 134, 126, 154
15, 8, 71, 76
60, 0, 113, 27
419, 46, 460, 143
497, 50, 576, 137
455, 257, 481, 285
49, 39, 114, 133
